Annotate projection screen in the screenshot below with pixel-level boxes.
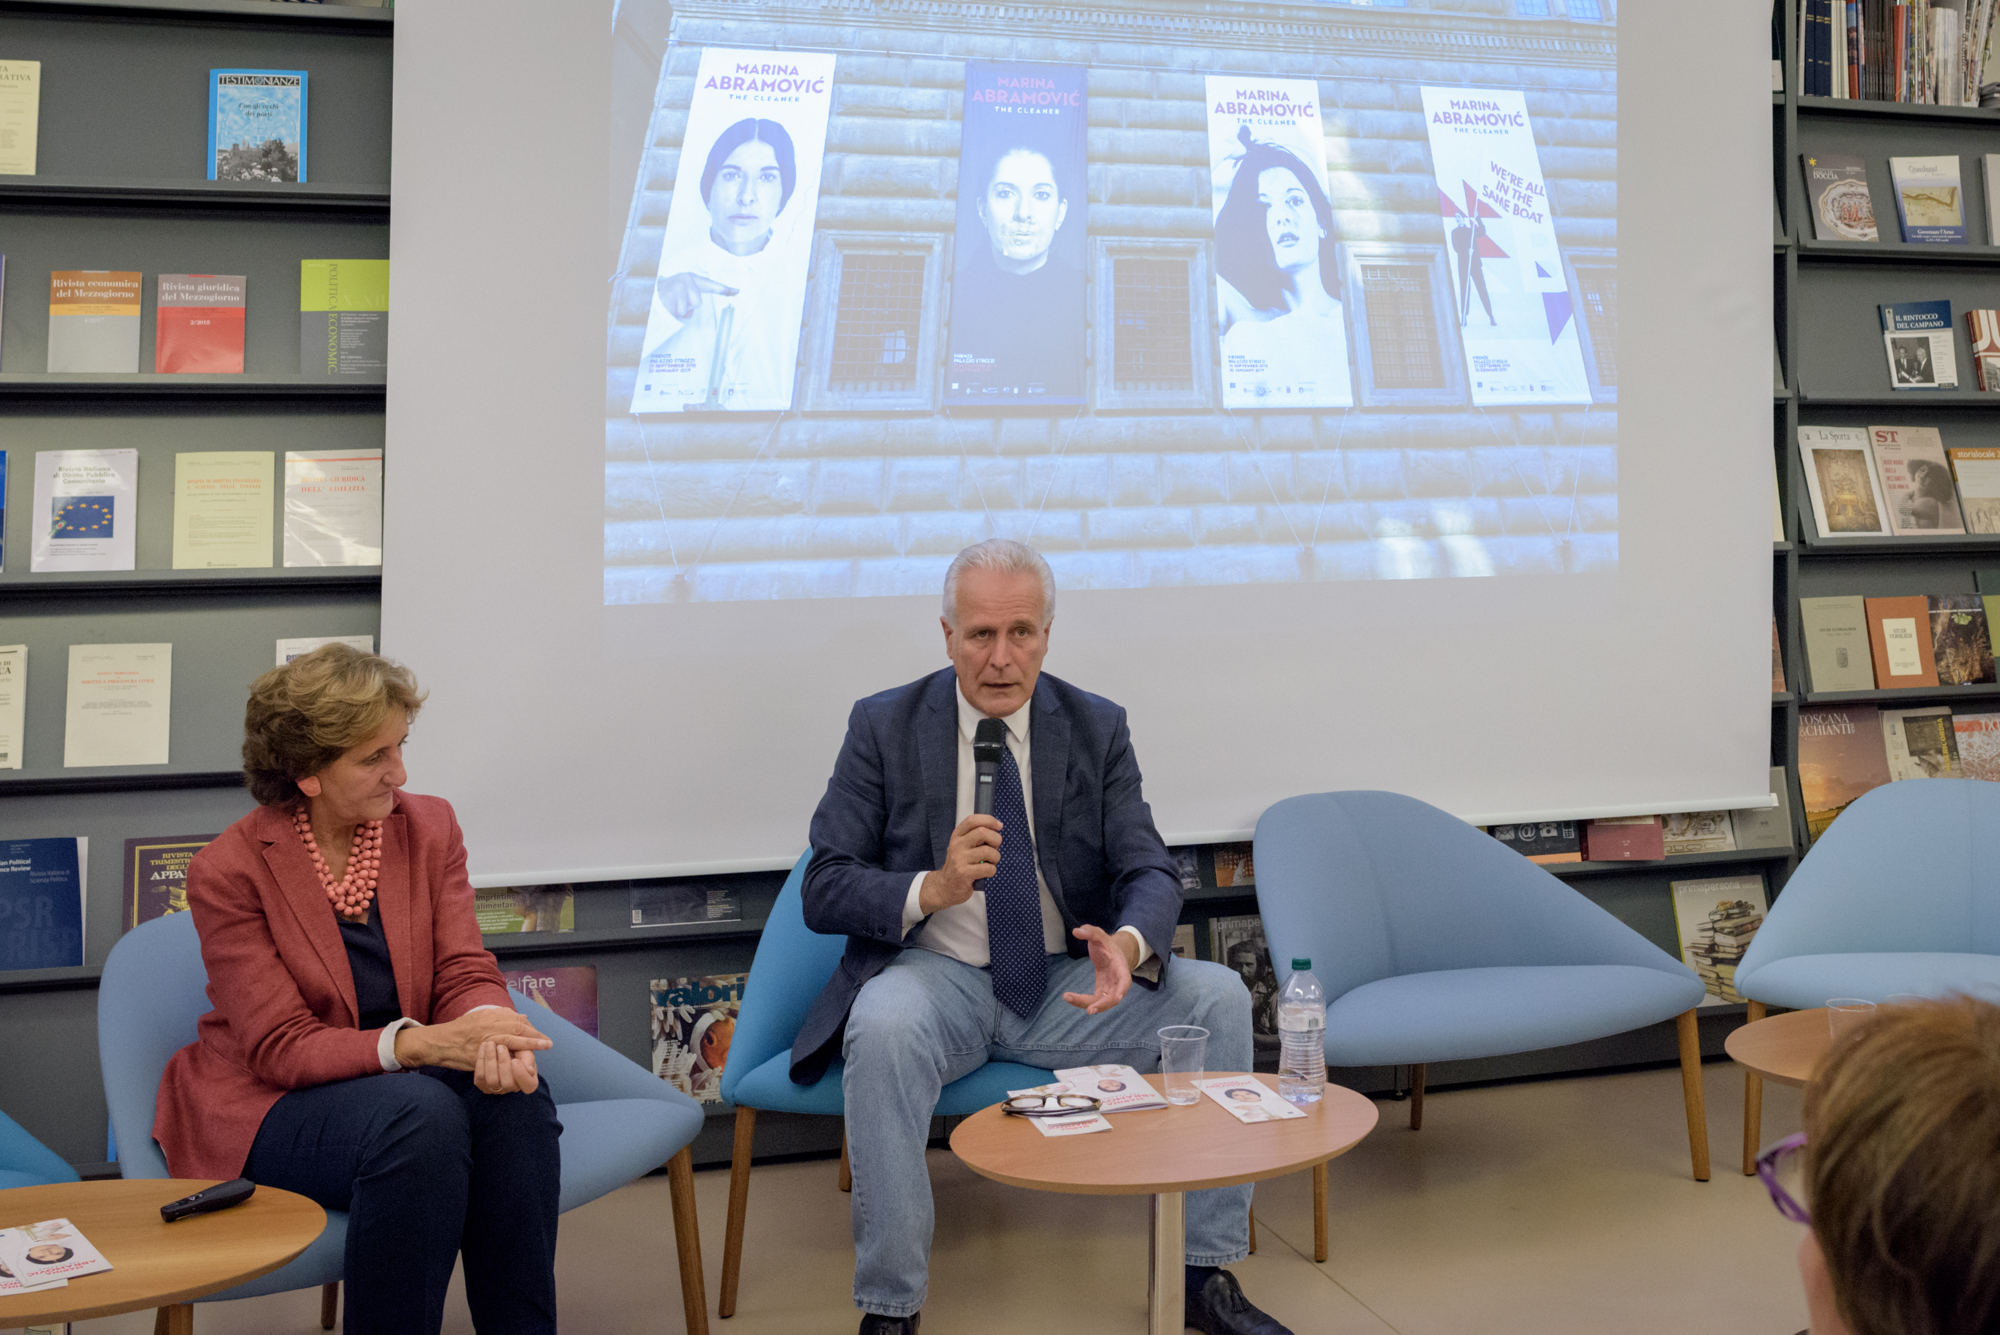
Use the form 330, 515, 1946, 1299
385, 0, 1773, 884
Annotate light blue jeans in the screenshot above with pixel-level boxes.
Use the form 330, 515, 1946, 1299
841, 947, 1255, 1317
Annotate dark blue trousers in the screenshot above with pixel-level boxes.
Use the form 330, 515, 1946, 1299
244, 1067, 562, 1335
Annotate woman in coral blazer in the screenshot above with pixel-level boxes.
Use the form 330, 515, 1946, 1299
156, 644, 560, 1335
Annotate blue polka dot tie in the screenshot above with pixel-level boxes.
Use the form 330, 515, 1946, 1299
984, 745, 1046, 1019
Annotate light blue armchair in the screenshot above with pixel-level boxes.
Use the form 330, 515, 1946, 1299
1733, 777, 2000, 1168
99, 910, 711, 1334
715, 852, 1051, 1318
1254, 790, 1713, 1218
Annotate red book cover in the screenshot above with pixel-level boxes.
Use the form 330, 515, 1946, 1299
1864, 594, 1941, 688
1582, 818, 1665, 862
154, 273, 246, 373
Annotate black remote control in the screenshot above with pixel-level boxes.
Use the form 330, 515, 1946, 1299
160, 1178, 256, 1222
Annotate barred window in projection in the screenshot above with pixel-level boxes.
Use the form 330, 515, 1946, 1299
604, 5, 1620, 606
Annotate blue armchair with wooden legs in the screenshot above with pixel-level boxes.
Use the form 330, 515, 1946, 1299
1732, 777, 2000, 1173
98, 909, 712, 1333
1254, 791, 1713, 1259
715, 851, 1053, 1318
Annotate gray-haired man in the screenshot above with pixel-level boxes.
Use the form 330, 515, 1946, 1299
793, 539, 1287, 1335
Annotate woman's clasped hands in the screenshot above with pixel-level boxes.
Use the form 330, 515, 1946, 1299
393, 1008, 552, 1094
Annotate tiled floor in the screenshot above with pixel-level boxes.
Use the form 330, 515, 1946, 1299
73, 1060, 1809, 1334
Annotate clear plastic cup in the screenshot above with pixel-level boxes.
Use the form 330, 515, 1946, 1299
1827, 998, 1877, 1043
1158, 1025, 1208, 1105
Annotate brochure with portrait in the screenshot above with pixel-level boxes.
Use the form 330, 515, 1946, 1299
1051, 1064, 1166, 1113
1195, 1077, 1306, 1124
1004, 1080, 1111, 1138
0, 1217, 111, 1286
0, 1229, 65, 1294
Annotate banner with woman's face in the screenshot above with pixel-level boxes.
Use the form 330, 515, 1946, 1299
944, 61, 1088, 407
1206, 76, 1353, 409
630, 48, 835, 414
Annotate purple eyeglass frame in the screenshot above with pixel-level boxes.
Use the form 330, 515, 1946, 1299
1756, 1131, 1811, 1224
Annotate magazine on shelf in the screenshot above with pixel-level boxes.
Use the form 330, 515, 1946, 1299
1881, 707, 1962, 780
208, 69, 305, 182
1867, 426, 1965, 534
1889, 156, 1967, 243
1949, 446, 2000, 531
1051, 1064, 1167, 1113
1801, 152, 1878, 241
1195, 1077, 1305, 1124
1879, 300, 1959, 390
503, 965, 598, 1038
474, 885, 574, 934
1659, 812, 1736, 856
1953, 710, 2000, 781
1669, 876, 1768, 1006
1798, 427, 1890, 537
1207, 915, 1278, 1059
1928, 595, 1995, 684
1798, 705, 1890, 845
1966, 309, 2000, 390
650, 972, 745, 1104
123, 833, 216, 931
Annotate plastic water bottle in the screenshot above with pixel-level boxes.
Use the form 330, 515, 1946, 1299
1277, 959, 1326, 1106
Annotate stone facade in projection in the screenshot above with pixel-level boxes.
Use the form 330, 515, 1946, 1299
606, 0, 1617, 604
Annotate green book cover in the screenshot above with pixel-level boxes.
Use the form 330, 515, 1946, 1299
299, 259, 388, 381
1799, 595, 1875, 693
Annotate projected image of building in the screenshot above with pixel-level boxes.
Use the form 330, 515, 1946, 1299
606, 0, 1617, 604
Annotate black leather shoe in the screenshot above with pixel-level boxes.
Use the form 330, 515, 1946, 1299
858, 1313, 919, 1335
1186, 1268, 1292, 1335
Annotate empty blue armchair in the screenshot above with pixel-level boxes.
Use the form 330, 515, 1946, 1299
1254, 791, 1712, 1198
99, 910, 711, 1334
1733, 777, 2000, 1169
1735, 778, 2000, 1006
0, 1107, 79, 1190
716, 852, 1051, 1318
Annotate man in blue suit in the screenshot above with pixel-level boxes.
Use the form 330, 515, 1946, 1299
795, 539, 1283, 1335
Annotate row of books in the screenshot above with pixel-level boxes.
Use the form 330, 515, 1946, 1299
0, 65, 317, 182
29, 264, 387, 378
0, 447, 383, 574
1799, 701, 2000, 841
1483, 778, 1795, 867
0, 637, 370, 775
1802, 152, 1993, 244
1798, 426, 2000, 537
1800, 592, 1998, 689
1793, 0, 2000, 106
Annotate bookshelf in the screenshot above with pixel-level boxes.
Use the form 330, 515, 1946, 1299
1777, 0, 2000, 898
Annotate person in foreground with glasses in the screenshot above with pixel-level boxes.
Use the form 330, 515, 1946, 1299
1756, 994, 2000, 1335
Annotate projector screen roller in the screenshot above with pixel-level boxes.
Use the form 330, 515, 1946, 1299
387, 0, 1772, 884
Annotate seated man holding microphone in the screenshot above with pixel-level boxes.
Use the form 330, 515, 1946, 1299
793, 539, 1284, 1335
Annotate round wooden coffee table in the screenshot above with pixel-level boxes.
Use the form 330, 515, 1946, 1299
0, 1179, 325, 1334
950, 1073, 1378, 1335
1727, 1005, 1829, 1176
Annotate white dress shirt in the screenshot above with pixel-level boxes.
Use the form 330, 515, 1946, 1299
899, 686, 1150, 969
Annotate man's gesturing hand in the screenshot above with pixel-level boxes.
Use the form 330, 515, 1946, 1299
918, 814, 1003, 916
1064, 925, 1138, 1015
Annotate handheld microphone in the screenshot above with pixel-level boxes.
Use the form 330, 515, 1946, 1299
972, 717, 1006, 817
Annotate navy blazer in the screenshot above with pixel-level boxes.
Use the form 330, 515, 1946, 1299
789, 667, 1184, 1084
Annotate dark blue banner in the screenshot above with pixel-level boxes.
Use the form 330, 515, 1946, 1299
944, 61, 1089, 407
